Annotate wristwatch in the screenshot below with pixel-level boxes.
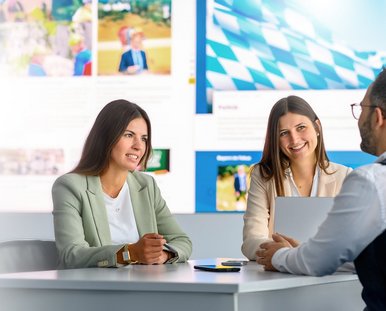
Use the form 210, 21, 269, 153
165, 253, 179, 264
164, 243, 179, 264
122, 244, 137, 264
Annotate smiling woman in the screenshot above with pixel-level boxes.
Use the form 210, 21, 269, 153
52, 99, 192, 269
278, 112, 320, 171
241, 95, 353, 260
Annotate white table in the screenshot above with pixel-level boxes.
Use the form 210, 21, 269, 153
0, 259, 365, 311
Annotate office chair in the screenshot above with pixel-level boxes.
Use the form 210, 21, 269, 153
0, 239, 58, 273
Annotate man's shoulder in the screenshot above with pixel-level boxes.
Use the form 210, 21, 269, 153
344, 162, 382, 184
120, 50, 132, 59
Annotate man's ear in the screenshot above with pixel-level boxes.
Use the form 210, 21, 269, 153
374, 107, 385, 128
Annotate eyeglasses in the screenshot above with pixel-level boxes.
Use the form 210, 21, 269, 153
350, 103, 378, 120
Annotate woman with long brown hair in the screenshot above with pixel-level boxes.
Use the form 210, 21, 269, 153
52, 99, 192, 268
242, 95, 352, 260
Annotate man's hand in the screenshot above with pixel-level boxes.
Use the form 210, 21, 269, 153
275, 233, 300, 247
256, 233, 293, 271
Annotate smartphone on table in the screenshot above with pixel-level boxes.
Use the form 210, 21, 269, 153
221, 260, 249, 267
194, 265, 240, 272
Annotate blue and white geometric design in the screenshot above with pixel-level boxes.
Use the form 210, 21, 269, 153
206, 0, 386, 93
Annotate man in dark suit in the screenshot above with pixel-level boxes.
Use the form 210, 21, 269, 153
234, 165, 247, 202
118, 28, 148, 74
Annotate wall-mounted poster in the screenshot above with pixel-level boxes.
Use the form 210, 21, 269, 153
0, 0, 92, 77
0, 0, 196, 213
194, 0, 385, 213
98, 0, 172, 76
196, 0, 386, 113
196, 151, 261, 213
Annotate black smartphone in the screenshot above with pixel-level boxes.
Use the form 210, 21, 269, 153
221, 260, 249, 266
193, 264, 240, 272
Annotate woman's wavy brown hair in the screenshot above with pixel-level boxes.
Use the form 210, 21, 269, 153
251, 95, 331, 196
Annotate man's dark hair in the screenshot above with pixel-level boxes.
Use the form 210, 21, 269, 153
370, 67, 386, 118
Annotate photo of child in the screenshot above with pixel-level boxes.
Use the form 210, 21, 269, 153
216, 164, 250, 212
98, 0, 171, 75
0, 0, 92, 77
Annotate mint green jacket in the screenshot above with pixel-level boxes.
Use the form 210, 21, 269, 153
52, 172, 192, 268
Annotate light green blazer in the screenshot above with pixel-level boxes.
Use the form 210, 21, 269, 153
52, 172, 192, 268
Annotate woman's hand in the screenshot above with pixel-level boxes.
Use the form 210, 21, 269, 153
129, 233, 167, 264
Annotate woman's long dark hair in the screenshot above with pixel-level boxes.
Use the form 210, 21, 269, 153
72, 99, 152, 175
252, 95, 330, 196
